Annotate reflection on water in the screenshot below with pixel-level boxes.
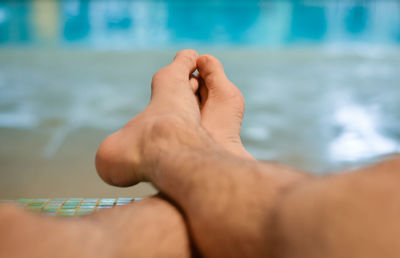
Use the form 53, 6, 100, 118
329, 101, 398, 162
0, 0, 399, 48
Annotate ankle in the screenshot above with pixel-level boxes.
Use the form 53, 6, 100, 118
216, 136, 254, 160
141, 115, 215, 178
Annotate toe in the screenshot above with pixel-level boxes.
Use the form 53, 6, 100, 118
197, 55, 230, 91
197, 55, 243, 103
197, 55, 252, 159
197, 55, 225, 89
170, 49, 199, 77
197, 54, 244, 109
151, 49, 199, 100
197, 55, 224, 77
189, 73, 200, 93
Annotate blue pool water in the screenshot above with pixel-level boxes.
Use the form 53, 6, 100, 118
0, 0, 399, 48
0, 0, 399, 197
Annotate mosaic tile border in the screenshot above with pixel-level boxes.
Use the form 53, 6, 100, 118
0, 198, 143, 217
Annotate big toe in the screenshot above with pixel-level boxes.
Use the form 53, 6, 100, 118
197, 55, 252, 159
197, 55, 241, 100
197, 54, 245, 114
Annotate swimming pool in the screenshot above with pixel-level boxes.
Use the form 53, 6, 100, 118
1, 0, 399, 48
0, 0, 399, 198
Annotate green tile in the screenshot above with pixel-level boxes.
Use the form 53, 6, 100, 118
77, 208, 93, 212
78, 208, 94, 211
45, 205, 60, 209
43, 209, 58, 213
61, 205, 77, 209
63, 202, 80, 206
80, 202, 96, 206
77, 209, 93, 212
117, 198, 133, 202
83, 198, 98, 202
46, 201, 62, 204
100, 198, 115, 202
29, 202, 44, 206
51, 198, 66, 201
46, 202, 62, 206
99, 202, 114, 206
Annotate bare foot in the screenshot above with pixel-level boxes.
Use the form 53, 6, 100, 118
93, 50, 305, 258
95, 49, 215, 187
197, 55, 254, 160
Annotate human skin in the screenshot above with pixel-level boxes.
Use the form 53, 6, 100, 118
0, 196, 191, 258
1, 49, 400, 258
96, 49, 400, 258
0, 49, 254, 258
96, 50, 307, 257
273, 156, 400, 258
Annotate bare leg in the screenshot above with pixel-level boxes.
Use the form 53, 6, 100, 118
96, 50, 307, 257
96, 50, 400, 258
0, 50, 262, 258
274, 155, 400, 258
0, 197, 190, 258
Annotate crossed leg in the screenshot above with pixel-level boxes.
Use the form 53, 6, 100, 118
95, 50, 400, 258
0, 50, 261, 258
2, 50, 400, 258
0, 197, 190, 258
95, 50, 307, 257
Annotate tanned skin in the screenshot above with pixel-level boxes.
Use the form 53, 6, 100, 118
1, 49, 400, 258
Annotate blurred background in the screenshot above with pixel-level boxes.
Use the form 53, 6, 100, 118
0, 0, 399, 198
